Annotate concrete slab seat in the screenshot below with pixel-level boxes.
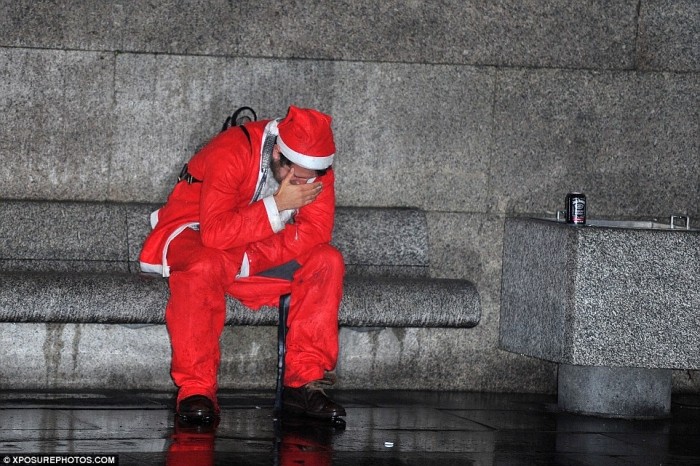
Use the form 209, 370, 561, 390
0, 200, 481, 328
499, 217, 700, 419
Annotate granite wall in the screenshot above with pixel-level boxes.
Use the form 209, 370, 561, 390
1, 0, 698, 393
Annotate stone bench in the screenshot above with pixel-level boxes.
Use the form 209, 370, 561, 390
499, 216, 700, 418
0, 200, 480, 390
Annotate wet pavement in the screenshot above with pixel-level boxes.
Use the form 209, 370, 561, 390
1, 389, 699, 465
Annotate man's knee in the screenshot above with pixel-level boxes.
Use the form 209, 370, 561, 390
304, 244, 345, 276
172, 248, 231, 284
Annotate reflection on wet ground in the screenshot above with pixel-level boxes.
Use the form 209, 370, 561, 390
1, 390, 699, 465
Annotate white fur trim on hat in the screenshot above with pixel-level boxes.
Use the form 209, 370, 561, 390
277, 135, 335, 170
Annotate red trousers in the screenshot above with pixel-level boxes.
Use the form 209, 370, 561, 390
165, 228, 344, 408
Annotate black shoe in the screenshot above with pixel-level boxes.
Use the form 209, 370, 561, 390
283, 383, 346, 420
177, 395, 218, 425
174, 414, 220, 434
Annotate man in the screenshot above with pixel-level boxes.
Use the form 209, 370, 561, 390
139, 105, 346, 425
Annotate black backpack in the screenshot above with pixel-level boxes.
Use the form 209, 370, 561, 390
178, 106, 258, 184
221, 106, 257, 132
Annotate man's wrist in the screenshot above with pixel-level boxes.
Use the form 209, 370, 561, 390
263, 196, 285, 233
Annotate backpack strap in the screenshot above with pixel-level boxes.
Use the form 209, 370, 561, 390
240, 125, 251, 145
177, 163, 200, 184
222, 106, 257, 132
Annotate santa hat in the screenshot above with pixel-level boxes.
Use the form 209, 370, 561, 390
276, 105, 335, 170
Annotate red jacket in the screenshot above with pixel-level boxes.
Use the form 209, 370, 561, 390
139, 119, 336, 280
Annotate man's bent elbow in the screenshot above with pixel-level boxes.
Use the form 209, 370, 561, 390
199, 227, 230, 250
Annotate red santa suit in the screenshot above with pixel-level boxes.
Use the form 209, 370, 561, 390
139, 107, 344, 410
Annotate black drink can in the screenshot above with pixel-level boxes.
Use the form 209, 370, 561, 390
566, 192, 586, 224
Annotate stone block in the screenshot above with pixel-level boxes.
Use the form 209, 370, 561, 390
638, 0, 700, 72
0, 49, 114, 200
672, 370, 700, 393
0, 272, 479, 328
0, 1, 66, 48
231, 0, 639, 70
427, 212, 505, 338
126, 203, 158, 265
558, 364, 672, 418
0, 323, 555, 392
0, 201, 127, 263
500, 217, 700, 369
333, 208, 428, 277
330, 62, 494, 212
0, 323, 173, 390
492, 69, 700, 219
1, 1, 640, 70
108, 54, 495, 210
427, 213, 503, 290
1, 200, 432, 276
110, 53, 334, 202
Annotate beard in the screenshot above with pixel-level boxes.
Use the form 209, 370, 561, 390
270, 156, 286, 184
